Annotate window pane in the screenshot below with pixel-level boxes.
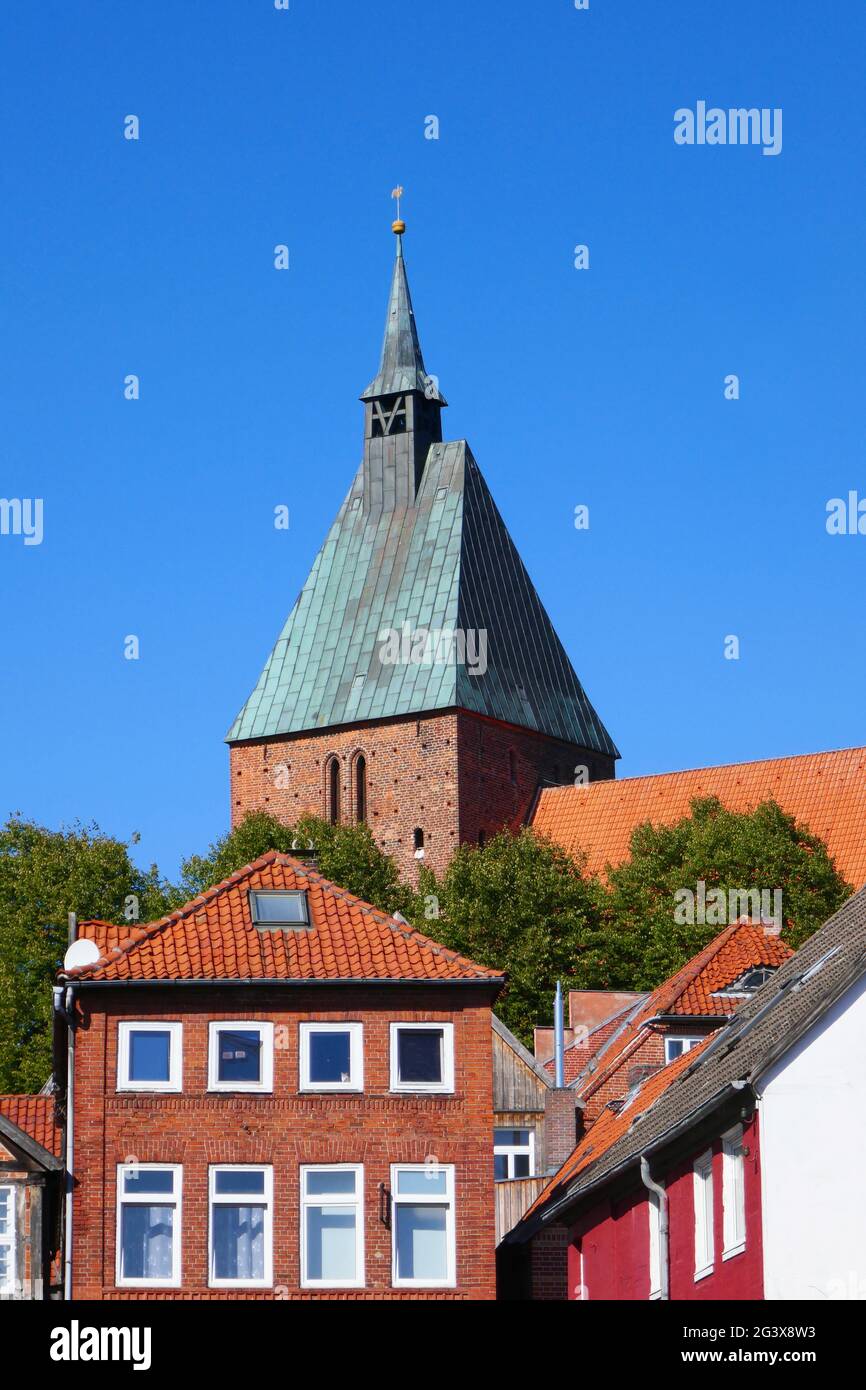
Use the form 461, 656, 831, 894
0, 1249, 10, 1284
395, 1205, 447, 1281
305, 1170, 356, 1197
215, 1170, 265, 1196
495, 1129, 529, 1148
0, 1189, 10, 1235
217, 1029, 261, 1083
253, 892, 306, 923
121, 1204, 173, 1280
306, 1206, 357, 1281
398, 1029, 443, 1084
396, 1169, 448, 1196
494, 1154, 508, 1182
213, 1205, 264, 1281
309, 1031, 352, 1084
513, 1154, 531, 1178
129, 1030, 171, 1082
666, 1039, 684, 1060
123, 1169, 175, 1196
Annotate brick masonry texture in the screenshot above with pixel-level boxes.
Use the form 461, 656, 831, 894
71, 984, 497, 1301
230, 709, 615, 882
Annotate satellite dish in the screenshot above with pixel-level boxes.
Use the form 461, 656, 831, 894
63, 938, 102, 972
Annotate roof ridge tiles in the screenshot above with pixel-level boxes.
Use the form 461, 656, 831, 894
65, 848, 502, 984
537, 743, 866, 796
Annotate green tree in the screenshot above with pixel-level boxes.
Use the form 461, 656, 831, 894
413, 828, 602, 1046
576, 796, 853, 990
0, 816, 170, 1091
177, 811, 412, 917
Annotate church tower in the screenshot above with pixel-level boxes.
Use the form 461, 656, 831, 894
227, 212, 619, 881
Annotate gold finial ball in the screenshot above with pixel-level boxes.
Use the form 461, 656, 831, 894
392, 218, 406, 234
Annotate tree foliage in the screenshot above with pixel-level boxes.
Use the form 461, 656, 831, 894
573, 796, 853, 990
0, 816, 170, 1091
412, 828, 602, 1045
177, 811, 411, 916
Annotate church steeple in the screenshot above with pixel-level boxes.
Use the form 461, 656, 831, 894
360, 202, 445, 509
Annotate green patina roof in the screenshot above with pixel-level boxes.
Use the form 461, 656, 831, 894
227, 235, 618, 757
227, 439, 618, 756
360, 235, 446, 403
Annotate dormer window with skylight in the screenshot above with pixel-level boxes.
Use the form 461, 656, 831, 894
712, 965, 778, 1000
249, 890, 310, 929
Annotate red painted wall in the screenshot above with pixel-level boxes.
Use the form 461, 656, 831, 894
562, 1113, 764, 1301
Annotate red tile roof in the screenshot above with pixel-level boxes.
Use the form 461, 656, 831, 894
532, 746, 866, 887
561, 921, 792, 1101
65, 853, 504, 985
0, 1095, 62, 1158
524, 1037, 713, 1221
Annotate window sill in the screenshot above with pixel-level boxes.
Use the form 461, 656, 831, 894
722, 1241, 746, 1262
206, 1085, 272, 1095
693, 1264, 714, 1283
209, 1280, 273, 1290
298, 1084, 363, 1095
389, 1085, 454, 1096
116, 1084, 181, 1095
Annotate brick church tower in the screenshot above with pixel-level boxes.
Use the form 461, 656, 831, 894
227, 217, 619, 881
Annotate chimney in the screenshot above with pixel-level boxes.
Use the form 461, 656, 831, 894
568, 990, 644, 1034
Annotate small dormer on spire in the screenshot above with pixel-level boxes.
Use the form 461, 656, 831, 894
360, 193, 446, 509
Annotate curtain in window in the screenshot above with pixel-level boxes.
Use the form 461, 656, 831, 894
213, 1205, 265, 1281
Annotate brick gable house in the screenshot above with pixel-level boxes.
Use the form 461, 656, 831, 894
503, 886, 866, 1301
535, 921, 793, 1127
226, 225, 618, 881
0, 1095, 63, 1300
58, 852, 503, 1300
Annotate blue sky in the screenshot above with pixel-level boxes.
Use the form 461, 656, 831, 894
1, 1, 864, 882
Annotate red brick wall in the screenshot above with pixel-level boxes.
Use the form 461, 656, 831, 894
543, 1089, 581, 1171
229, 713, 460, 882
529, 1224, 570, 1300
71, 985, 497, 1301
229, 709, 615, 883
455, 711, 613, 853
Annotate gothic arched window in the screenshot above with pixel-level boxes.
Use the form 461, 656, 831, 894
327, 757, 341, 825
355, 754, 367, 824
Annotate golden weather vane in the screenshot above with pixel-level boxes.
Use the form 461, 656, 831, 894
391, 185, 405, 234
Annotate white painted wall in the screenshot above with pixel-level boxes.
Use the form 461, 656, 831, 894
759, 972, 866, 1300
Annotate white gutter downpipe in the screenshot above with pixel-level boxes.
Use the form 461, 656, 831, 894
63, 910, 77, 1301
640, 1155, 669, 1300
554, 981, 565, 1089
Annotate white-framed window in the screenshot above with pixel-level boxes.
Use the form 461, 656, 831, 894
693, 1148, 715, 1281
300, 1165, 364, 1288
249, 890, 310, 928
390, 1022, 454, 1093
117, 1021, 182, 1092
648, 1180, 665, 1299
664, 1035, 702, 1064
390, 1164, 456, 1288
493, 1127, 535, 1181
299, 1022, 363, 1092
209, 1165, 273, 1288
208, 1021, 274, 1092
721, 1124, 746, 1259
116, 1164, 181, 1288
0, 1185, 16, 1295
